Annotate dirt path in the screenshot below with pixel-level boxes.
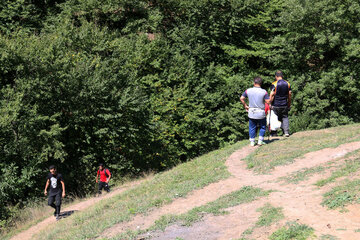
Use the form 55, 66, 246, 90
9, 180, 144, 240
145, 141, 360, 240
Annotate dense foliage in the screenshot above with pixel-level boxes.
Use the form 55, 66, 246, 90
0, 0, 359, 227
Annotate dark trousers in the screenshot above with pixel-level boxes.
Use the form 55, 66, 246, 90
98, 181, 110, 194
273, 106, 289, 134
48, 193, 62, 215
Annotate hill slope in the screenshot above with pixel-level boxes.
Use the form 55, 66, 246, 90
8, 123, 360, 240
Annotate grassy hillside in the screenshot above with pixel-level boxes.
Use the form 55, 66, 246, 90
3, 140, 249, 240
5, 123, 360, 240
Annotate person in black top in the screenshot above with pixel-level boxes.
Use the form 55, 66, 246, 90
44, 165, 65, 220
269, 70, 292, 137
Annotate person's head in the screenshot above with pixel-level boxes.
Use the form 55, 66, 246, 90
49, 165, 57, 175
275, 70, 283, 80
99, 163, 104, 170
254, 77, 263, 86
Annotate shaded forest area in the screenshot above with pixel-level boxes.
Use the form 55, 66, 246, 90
0, 0, 360, 226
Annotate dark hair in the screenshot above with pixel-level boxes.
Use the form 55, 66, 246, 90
275, 70, 283, 78
254, 77, 262, 85
49, 165, 56, 170
99, 163, 104, 167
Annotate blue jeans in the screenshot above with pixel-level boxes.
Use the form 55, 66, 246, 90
249, 118, 266, 141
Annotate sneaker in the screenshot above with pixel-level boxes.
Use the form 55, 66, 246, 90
284, 133, 290, 137
258, 140, 266, 145
54, 211, 57, 217
55, 214, 60, 221
250, 141, 256, 147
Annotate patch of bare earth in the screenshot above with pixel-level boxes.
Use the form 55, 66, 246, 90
145, 198, 267, 240
9, 179, 145, 240
146, 141, 360, 240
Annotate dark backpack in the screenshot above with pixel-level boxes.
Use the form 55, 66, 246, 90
103, 168, 111, 178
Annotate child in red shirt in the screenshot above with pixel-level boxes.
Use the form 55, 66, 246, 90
96, 163, 111, 194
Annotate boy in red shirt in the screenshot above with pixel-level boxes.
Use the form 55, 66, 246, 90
96, 163, 111, 194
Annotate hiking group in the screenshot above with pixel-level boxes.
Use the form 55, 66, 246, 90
44, 163, 111, 220
240, 70, 292, 146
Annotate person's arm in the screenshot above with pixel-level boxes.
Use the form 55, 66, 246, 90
106, 170, 111, 183
265, 92, 270, 105
269, 90, 275, 105
269, 84, 276, 107
61, 180, 66, 198
288, 90, 292, 108
240, 90, 249, 111
44, 179, 50, 196
240, 96, 249, 112
96, 170, 99, 183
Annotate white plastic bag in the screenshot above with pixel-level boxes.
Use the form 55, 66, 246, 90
270, 110, 281, 131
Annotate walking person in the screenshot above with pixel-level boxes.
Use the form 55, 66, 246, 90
240, 77, 271, 146
269, 71, 292, 137
44, 165, 65, 220
96, 163, 111, 195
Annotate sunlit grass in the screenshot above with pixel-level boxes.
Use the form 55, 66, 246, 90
241, 203, 284, 239
245, 124, 360, 173
33, 140, 249, 240
269, 221, 315, 240
256, 203, 284, 227
316, 150, 360, 187
322, 179, 360, 210
1, 195, 90, 240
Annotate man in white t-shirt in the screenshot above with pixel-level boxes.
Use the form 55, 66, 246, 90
240, 77, 270, 146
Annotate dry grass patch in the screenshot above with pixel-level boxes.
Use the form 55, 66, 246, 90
1, 196, 86, 240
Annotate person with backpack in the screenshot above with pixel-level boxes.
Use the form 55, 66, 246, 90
96, 163, 111, 194
269, 71, 292, 137
44, 165, 65, 220
240, 76, 271, 146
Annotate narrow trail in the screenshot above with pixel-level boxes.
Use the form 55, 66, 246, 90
147, 141, 360, 240
9, 180, 144, 240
